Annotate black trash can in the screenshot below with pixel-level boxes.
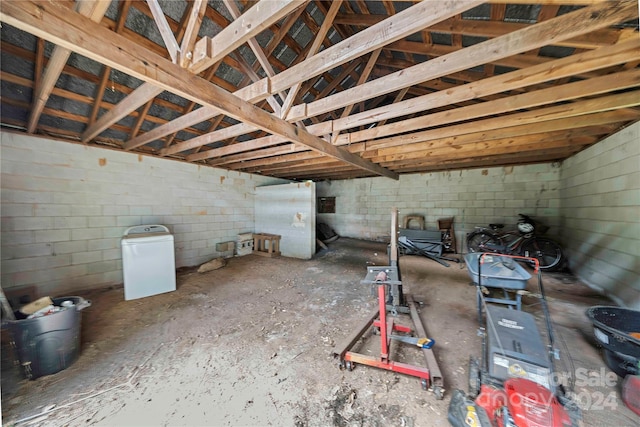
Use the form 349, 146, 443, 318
7, 296, 91, 380
586, 305, 640, 377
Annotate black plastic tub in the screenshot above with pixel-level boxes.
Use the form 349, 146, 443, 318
6, 296, 91, 380
586, 306, 640, 377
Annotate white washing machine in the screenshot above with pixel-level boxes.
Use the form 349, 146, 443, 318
121, 225, 176, 301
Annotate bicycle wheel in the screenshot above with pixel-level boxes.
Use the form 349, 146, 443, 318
520, 237, 563, 271
466, 230, 500, 253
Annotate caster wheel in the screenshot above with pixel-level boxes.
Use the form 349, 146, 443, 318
433, 386, 444, 400
346, 361, 354, 371
421, 379, 428, 391
339, 360, 346, 371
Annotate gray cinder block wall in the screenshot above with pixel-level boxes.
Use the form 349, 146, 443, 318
316, 123, 639, 308
316, 164, 563, 251
560, 121, 640, 309
3, 122, 638, 306
1, 132, 286, 296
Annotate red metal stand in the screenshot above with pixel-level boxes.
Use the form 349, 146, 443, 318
332, 280, 443, 399
332, 208, 444, 399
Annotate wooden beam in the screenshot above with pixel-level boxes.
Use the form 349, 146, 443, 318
168, 59, 363, 156
125, 4, 307, 150
1, 0, 397, 179
129, 0, 483, 153
155, 2, 208, 147
219, 124, 617, 173
371, 130, 611, 164
371, 104, 640, 153
82, 83, 167, 142
179, 0, 208, 67
279, 0, 343, 119
232, 52, 281, 116
333, 15, 623, 49
189, 37, 640, 161
331, 48, 381, 143
486, 0, 615, 5
389, 146, 590, 173
162, 122, 257, 156
89, 1, 131, 130
348, 81, 640, 146
27, 0, 109, 133
222, 0, 293, 115
130, 100, 154, 139
288, 145, 596, 180
371, 114, 633, 157
392, 35, 638, 78
127, 78, 269, 151
204, 107, 640, 168
32, 37, 45, 124
274, 0, 484, 98
146, 0, 181, 63
190, 0, 303, 74
340, 49, 381, 119
239, 160, 350, 176
81, 0, 301, 144
293, 2, 640, 122
337, 40, 640, 131
377, 88, 408, 127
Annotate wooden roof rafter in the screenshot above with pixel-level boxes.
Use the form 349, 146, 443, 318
1, 0, 400, 179
186, 16, 640, 163
163, 3, 309, 152
134, 0, 486, 155
27, 0, 110, 133
0, 0, 638, 181
80, 0, 304, 144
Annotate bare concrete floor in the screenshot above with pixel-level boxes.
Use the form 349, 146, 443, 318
2, 237, 639, 426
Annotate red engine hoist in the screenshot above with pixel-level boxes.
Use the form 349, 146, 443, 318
332, 208, 444, 399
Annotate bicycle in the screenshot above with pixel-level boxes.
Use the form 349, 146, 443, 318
466, 214, 564, 271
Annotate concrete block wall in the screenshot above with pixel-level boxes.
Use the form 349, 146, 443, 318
559, 121, 640, 309
1, 132, 286, 295
316, 163, 562, 251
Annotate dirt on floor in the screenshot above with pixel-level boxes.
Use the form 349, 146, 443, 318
1, 237, 639, 426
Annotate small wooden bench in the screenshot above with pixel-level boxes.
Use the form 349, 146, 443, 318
253, 233, 281, 257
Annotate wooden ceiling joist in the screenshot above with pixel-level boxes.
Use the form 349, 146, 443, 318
27, 0, 110, 133
131, 0, 485, 153
279, 0, 343, 120
222, 121, 621, 175
1, 0, 398, 179
205, 106, 640, 169
1, 0, 638, 181
289, 2, 640, 122
196, 14, 640, 162
333, 15, 628, 49
80, 0, 303, 145
350, 90, 640, 147
188, 37, 640, 163
228, 123, 619, 174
